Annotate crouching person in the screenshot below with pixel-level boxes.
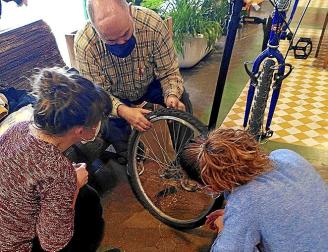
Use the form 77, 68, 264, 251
0, 67, 111, 252
181, 128, 328, 252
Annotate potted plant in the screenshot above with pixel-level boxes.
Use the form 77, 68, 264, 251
161, 0, 227, 68
137, 0, 164, 12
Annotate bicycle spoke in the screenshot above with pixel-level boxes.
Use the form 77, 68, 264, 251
140, 136, 169, 171
173, 120, 181, 153
159, 123, 169, 152
128, 109, 220, 229
136, 145, 169, 169
149, 126, 173, 165
175, 134, 194, 157
175, 126, 191, 157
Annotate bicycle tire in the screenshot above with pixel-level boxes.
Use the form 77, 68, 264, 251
127, 108, 223, 229
248, 59, 275, 139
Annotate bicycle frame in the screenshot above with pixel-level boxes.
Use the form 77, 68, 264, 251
281, 0, 299, 39
243, 0, 298, 133
208, 0, 310, 131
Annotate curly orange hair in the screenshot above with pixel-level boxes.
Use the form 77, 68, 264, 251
182, 128, 272, 192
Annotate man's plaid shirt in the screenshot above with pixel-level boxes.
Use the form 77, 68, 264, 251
74, 6, 184, 115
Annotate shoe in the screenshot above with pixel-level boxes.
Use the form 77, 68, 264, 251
115, 151, 127, 165
117, 155, 127, 165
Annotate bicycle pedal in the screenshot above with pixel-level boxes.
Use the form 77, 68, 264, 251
292, 37, 312, 59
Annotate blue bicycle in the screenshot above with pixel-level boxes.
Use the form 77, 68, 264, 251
242, 0, 312, 140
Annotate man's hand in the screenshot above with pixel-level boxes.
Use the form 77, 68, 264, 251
165, 95, 186, 111
205, 209, 224, 233
73, 163, 88, 190
117, 104, 152, 132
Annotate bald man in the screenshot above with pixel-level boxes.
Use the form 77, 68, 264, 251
74, 0, 192, 159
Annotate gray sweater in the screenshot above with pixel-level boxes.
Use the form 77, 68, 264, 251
211, 149, 328, 252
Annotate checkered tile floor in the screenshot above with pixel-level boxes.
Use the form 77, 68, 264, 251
222, 28, 328, 149
298, 0, 328, 8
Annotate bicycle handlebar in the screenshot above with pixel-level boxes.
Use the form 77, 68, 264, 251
274, 0, 292, 11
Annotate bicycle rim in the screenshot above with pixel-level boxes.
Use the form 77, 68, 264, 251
128, 109, 220, 229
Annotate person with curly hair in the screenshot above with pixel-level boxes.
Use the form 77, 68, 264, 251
180, 128, 328, 252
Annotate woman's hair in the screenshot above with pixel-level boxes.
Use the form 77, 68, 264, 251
180, 128, 272, 192
31, 67, 112, 135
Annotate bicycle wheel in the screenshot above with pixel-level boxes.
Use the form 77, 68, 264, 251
127, 108, 223, 229
248, 59, 275, 139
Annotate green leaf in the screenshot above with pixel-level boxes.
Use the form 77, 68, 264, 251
161, 0, 228, 54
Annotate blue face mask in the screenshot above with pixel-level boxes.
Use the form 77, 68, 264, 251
106, 35, 136, 58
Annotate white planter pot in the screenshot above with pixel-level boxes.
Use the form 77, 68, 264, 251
178, 35, 211, 68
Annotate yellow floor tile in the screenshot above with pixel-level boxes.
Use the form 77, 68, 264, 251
222, 28, 328, 150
